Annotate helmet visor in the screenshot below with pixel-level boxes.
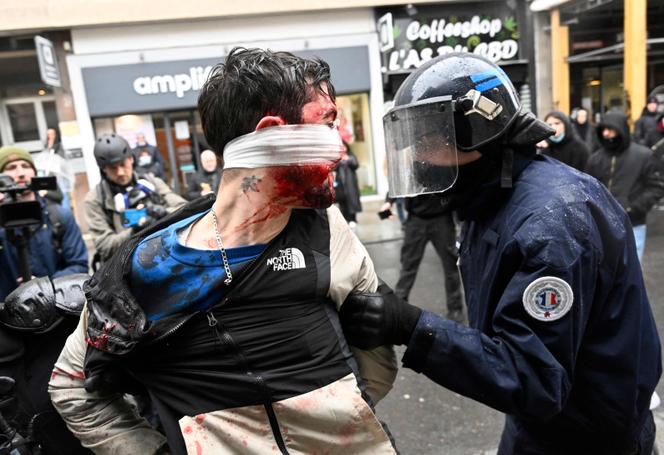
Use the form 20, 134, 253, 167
384, 97, 458, 198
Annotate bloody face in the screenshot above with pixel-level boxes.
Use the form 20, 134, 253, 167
268, 85, 340, 209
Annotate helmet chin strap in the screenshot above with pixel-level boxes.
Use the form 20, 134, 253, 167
498, 109, 554, 189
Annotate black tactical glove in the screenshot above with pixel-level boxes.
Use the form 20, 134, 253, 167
147, 204, 168, 220
339, 282, 422, 351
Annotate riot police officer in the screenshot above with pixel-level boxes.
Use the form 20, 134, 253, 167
341, 53, 660, 454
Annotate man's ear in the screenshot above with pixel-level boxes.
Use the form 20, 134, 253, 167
255, 116, 286, 131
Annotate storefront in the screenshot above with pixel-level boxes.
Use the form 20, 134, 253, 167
66, 9, 389, 197
564, 0, 664, 121
375, 0, 535, 111
0, 35, 60, 152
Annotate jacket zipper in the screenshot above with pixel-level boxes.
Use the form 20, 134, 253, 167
148, 312, 199, 345
206, 311, 290, 455
608, 155, 617, 191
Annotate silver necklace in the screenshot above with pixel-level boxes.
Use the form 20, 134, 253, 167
210, 211, 233, 285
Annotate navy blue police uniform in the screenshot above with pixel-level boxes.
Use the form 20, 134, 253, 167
341, 51, 661, 455
402, 155, 660, 454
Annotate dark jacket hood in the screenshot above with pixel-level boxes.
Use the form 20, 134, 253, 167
596, 111, 630, 153
545, 111, 575, 146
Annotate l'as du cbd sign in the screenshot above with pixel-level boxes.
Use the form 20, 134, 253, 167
378, 9, 519, 74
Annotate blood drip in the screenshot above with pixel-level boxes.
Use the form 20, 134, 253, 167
85, 322, 117, 351
236, 162, 337, 230
270, 163, 336, 208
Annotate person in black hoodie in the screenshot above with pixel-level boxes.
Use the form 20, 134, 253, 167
572, 107, 599, 152
184, 149, 221, 200
585, 111, 664, 261
645, 113, 664, 152
634, 96, 660, 145
537, 111, 590, 172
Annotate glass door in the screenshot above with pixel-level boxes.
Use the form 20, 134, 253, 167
0, 96, 57, 152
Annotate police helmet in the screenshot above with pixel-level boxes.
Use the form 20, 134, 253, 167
393, 52, 521, 152
94, 133, 132, 168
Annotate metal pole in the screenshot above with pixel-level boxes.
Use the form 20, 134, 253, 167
163, 114, 180, 194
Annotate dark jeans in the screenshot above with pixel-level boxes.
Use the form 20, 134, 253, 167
394, 213, 463, 315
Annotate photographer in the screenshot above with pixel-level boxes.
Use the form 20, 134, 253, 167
0, 146, 88, 301
85, 133, 186, 262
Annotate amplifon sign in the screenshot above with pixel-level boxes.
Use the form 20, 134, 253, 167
132, 66, 213, 99
82, 47, 371, 117
377, 3, 521, 74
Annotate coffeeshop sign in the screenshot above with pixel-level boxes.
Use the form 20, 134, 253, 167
378, 9, 520, 74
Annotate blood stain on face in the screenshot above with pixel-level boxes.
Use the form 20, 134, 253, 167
271, 163, 337, 208
235, 162, 338, 230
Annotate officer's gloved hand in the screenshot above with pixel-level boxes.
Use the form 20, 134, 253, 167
147, 204, 168, 220
339, 283, 422, 351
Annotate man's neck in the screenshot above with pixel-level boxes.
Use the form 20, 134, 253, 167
187, 175, 292, 250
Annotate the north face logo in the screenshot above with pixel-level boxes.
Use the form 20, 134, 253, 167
266, 248, 306, 271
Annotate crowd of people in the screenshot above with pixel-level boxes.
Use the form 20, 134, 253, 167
0, 48, 660, 454
531, 97, 664, 261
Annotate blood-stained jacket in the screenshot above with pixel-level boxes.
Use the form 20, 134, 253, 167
402, 156, 661, 454
49, 195, 397, 455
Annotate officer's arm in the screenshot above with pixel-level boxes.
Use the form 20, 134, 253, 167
48, 306, 168, 454
152, 176, 187, 212
84, 193, 132, 261
402, 209, 598, 420
327, 205, 397, 404
52, 208, 89, 277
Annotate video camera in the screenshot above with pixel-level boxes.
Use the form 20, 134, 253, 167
113, 179, 165, 228
0, 175, 57, 230
0, 174, 58, 283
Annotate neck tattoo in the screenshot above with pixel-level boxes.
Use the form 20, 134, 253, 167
210, 211, 233, 285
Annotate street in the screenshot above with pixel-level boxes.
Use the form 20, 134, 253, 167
355, 204, 664, 454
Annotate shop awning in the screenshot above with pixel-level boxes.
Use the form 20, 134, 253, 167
567, 38, 664, 63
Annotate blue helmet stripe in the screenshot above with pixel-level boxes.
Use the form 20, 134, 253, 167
470, 69, 500, 83
475, 77, 503, 92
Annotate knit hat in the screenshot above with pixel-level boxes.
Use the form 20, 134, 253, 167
647, 96, 658, 105
0, 146, 36, 173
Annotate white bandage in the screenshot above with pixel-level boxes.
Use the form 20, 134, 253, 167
222, 125, 344, 169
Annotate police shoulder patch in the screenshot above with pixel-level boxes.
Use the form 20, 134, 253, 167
522, 276, 573, 322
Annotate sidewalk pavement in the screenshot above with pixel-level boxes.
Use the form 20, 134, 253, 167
352, 198, 404, 245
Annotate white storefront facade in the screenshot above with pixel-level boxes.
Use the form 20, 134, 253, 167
67, 9, 389, 198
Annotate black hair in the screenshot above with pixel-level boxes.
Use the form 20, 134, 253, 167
198, 47, 336, 156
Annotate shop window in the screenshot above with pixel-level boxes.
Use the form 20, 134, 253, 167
1, 96, 56, 151
43, 101, 58, 129
7, 102, 39, 142
336, 93, 376, 196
